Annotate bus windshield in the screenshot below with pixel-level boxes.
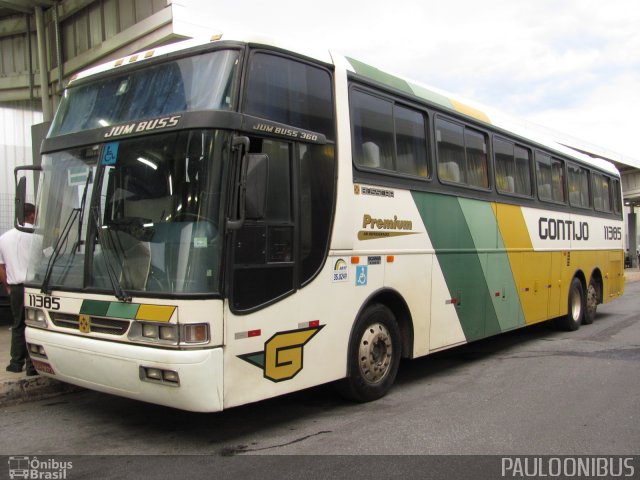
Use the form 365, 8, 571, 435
28, 129, 229, 296
49, 49, 239, 137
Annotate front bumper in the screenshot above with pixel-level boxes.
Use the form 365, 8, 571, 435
26, 327, 224, 412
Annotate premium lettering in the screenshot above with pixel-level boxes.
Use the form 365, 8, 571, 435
362, 214, 412, 231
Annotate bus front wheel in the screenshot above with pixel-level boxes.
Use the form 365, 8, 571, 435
338, 303, 401, 403
556, 277, 585, 331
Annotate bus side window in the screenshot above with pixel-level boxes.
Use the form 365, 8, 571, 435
244, 52, 334, 141
593, 173, 612, 212
436, 117, 488, 188
495, 138, 532, 197
351, 89, 429, 178
436, 118, 464, 184
568, 163, 590, 208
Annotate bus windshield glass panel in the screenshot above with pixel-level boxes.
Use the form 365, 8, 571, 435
27, 129, 228, 296
49, 49, 240, 137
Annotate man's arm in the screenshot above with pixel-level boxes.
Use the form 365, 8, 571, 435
0, 263, 9, 294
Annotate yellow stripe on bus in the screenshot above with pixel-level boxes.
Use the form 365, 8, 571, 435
450, 99, 491, 124
135, 305, 176, 322
492, 203, 545, 324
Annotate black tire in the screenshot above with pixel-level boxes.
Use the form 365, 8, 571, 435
555, 277, 585, 331
337, 304, 401, 403
583, 280, 598, 325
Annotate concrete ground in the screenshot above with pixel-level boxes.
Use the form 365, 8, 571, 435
1, 269, 639, 406
0, 306, 78, 406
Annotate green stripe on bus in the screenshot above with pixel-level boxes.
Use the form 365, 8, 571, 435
407, 83, 456, 111
458, 199, 524, 332
346, 57, 486, 119
412, 192, 496, 341
80, 300, 110, 316
346, 57, 414, 95
413, 193, 528, 339
80, 299, 140, 319
107, 302, 140, 319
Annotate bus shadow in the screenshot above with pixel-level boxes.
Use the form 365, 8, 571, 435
395, 320, 556, 386
41, 312, 620, 454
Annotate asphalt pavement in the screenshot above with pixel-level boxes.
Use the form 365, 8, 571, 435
1, 269, 639, 407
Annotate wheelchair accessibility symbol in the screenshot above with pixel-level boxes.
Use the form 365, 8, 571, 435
356, 265, 368, 286
102, 142, 119, 165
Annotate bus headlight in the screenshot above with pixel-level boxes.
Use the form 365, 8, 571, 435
27, 343, 48, 358
25, 308, 47, 327
129, 322, 178, 346
129, 322, 208, 346
142, 324, 157, 338
159, 325, 177, 341
140, 366, 180, 386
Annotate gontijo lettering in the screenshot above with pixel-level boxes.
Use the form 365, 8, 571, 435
538, 217, 589, 241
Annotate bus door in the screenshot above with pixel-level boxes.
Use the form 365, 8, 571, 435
228, 137, 296, 312
523, 251, 551, 323
608, 251, 623, 298
226, 135, 336, 312
548, 251, 563, 318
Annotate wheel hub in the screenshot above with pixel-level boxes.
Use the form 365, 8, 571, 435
570, 284, 582, 321
358, 323, 393, 384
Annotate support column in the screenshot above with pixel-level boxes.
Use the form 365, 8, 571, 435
629, 207, 637, 268
35, 6, 52, 121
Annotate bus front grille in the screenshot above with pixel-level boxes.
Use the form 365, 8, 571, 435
50, 312, 130, 336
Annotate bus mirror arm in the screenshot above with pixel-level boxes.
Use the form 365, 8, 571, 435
227, 151, 269, 229
244, 153, 268, 220
227, 136, 251, 231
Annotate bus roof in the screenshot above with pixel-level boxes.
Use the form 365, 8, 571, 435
68, 31, 619, 176
67, 31, 333, 85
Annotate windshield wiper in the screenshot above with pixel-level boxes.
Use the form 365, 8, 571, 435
41, 169, 94, 295
72, 170, 93, 253
91, 206, 131, 303
41, 208, 80, 295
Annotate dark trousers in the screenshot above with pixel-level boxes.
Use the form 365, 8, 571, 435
9, 284, 32, 370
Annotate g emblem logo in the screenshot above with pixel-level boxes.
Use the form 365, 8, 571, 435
239, 326, 324, 382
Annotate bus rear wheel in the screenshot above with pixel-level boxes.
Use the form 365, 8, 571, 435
556, 277, 585, 331
338, 304, 401, 403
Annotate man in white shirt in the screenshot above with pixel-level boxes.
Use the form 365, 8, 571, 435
0, 203, 37, 376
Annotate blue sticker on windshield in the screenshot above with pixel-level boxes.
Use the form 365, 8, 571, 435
102, 142, 119, 165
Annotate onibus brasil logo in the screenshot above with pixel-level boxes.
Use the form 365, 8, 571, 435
8, 456, 72, 479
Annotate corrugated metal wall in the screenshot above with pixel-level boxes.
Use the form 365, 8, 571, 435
0, 100, 43, 235
58, 0, 168, 67
0, 23, 36, 77
0, 0, 169, 78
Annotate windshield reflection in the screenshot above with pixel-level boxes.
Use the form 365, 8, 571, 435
49, 49, 239, 137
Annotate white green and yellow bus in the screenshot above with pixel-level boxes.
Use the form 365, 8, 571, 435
18, 33, 624, 412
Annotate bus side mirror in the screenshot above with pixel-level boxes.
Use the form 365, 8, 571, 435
245, 154, 268, 220
14, 165, 41, 233
15, 176, 26, 227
